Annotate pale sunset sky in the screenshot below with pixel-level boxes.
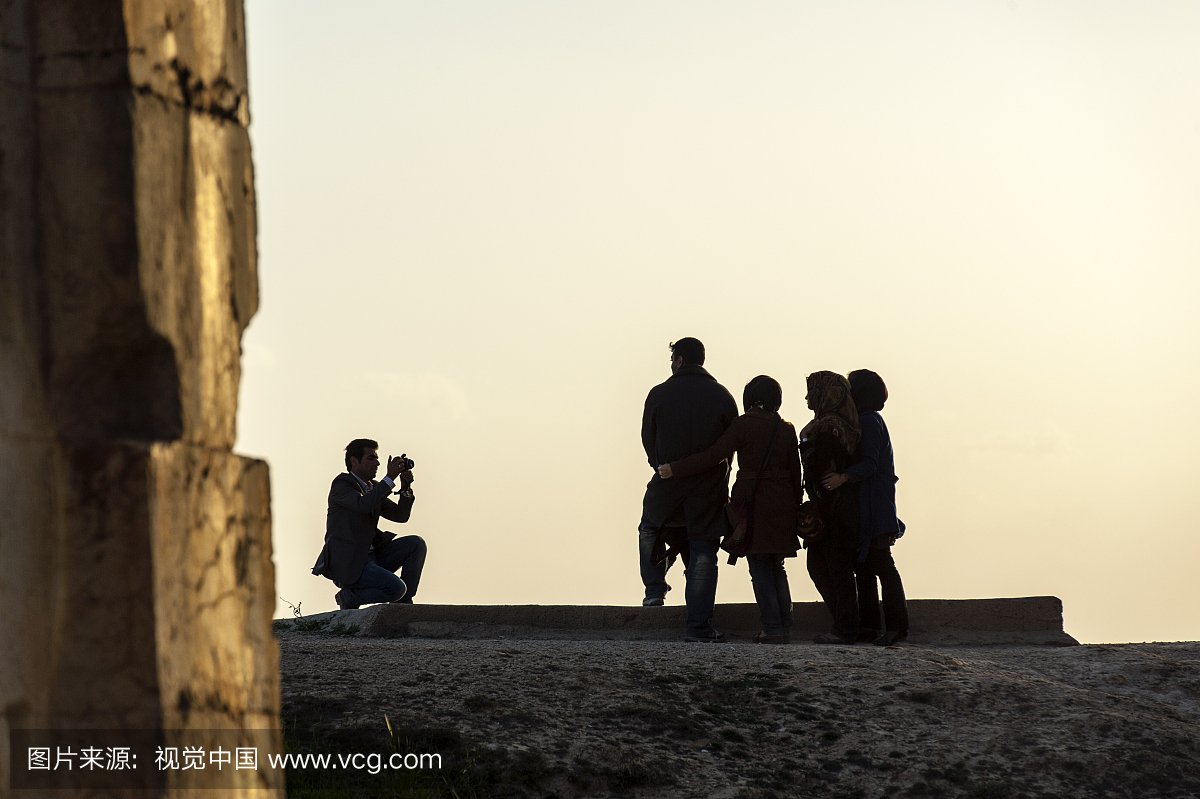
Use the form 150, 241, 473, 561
237, 1, 1200, 644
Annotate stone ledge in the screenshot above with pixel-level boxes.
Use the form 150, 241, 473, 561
275, 596, 1078, 647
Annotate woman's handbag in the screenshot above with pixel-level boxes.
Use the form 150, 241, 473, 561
722, 415, 782, 564
796, 499, 826, 543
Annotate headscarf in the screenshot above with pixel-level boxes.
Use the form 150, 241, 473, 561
742, 375, 782, 413
806, 371, 861, 454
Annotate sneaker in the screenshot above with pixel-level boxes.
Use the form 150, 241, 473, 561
752, 632, 790, 645
642, 596, 665, 607
684, 629, 726, 643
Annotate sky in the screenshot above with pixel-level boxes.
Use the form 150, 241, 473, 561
237, 1, 1200, 644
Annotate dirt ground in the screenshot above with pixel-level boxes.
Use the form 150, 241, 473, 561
277, 632, 1200, 799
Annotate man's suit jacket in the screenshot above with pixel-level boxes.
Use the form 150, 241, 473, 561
312, 472, 415, 586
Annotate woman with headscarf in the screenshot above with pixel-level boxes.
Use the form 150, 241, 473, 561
820, 369, 908, 646
799, 370, 862, 644
657, 376, 803, 644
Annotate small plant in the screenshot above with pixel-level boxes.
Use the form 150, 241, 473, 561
281, 597, 303, 618
293, 617, 329, 633
281, 596, 330, 633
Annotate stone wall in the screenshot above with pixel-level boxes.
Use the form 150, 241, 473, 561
0, 1, 280, 794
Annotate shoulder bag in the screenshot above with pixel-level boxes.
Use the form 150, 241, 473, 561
722, 414, 782, 565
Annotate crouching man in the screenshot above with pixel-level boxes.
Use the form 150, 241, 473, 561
312, 438, 427, 609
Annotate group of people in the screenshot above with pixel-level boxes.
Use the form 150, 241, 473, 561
641, 337, 908, 645
307, 337, 907, 647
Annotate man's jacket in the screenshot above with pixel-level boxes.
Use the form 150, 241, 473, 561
641, 364, 738, 468
312, 473, 414, 586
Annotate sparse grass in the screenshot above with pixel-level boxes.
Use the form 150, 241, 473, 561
328, 622, 360, 637
293, 617, 330, 633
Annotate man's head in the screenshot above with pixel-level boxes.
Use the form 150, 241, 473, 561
345, 438, 380, 480
669, 337, 705, 373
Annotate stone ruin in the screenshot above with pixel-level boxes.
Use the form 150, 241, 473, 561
1, 1, 281, 794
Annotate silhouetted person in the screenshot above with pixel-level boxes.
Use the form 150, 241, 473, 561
800, 371, 861, 644
822, 369, 908, 645
658, 376, 803, 644
639, 337, 737, 641
312, 439, 427, 609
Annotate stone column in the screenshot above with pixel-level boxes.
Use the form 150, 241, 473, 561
0, 1, 281, 795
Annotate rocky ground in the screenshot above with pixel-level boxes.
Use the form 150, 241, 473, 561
277, 631, 1200, 799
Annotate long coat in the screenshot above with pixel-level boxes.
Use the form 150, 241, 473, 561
844, 410, 905, 559
312, 472, 414, 586
640, 364, 739, 541
800, 424, 859, 551
669, 409, 803, 556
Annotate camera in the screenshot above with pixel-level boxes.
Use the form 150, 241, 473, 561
397, 453, 415, 471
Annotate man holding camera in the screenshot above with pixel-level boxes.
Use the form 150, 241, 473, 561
312, 438, 427, 610
639, 337, 737, 642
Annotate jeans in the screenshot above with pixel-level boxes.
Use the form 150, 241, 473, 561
683, 539, 720, 637
855, 540, 908, 634
746, 554, 793, 635
638, 522, 719, 635
806, 539, 859, 640
638, 515, 672, 601
339, 535, 427, 608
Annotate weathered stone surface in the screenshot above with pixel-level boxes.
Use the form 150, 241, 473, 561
278, 597, 1079, 647
149, 444, 278, 733
0, 1, 279, 795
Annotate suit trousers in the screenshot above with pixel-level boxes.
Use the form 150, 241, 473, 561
339, 535, 427, 607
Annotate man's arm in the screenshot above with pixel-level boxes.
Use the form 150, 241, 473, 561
379, 467, 414, 523
720, 390, 738, 431
380, 492, 414, 523
328, 476, 392, 515
641, 391, 658, 468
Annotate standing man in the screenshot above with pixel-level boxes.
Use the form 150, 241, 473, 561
640, 337, 738, 641
312, 438, 428, 610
